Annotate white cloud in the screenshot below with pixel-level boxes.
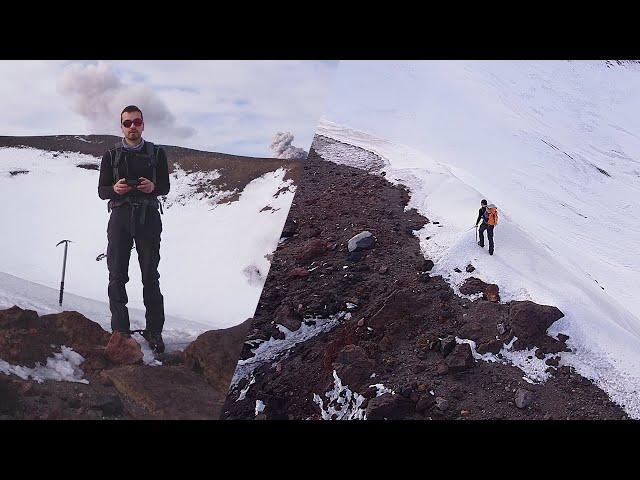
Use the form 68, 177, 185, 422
58, 61, 196, 139
0, 60, 338, 157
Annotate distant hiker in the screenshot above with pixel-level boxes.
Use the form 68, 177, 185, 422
475, 199, 498, 255
98, 105, 170, 353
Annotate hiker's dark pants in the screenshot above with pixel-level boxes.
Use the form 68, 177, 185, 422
107, 205, 165, 334
478, 223, 494, 254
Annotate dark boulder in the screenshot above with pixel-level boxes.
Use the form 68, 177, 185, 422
446, 343, 475, 372
184, 318, 252, 393
508, 301, 564, 349
365, 393, 414, 420
459, 277, 500, 302
0, 306, 41, 331
422, 259, 435, 271
40, 311, 110, 357
459, 277, 487, 295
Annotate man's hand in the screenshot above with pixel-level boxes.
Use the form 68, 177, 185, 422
113, 178, 132, 195
137, 177, 155, 194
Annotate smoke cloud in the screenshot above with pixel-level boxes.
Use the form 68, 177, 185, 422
58, 61, 196, 139
270, 131, 308, 160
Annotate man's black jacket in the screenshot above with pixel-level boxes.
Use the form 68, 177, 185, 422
98, 142, 170, 202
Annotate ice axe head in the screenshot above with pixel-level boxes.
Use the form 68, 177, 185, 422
56, 240, 72, 247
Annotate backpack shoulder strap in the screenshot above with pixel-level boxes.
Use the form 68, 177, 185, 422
111, 142, 124, 184
144, 141, 157, 184
144, 140, 156, 159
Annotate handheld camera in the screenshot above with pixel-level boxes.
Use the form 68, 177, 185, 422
125, 178, 141, 188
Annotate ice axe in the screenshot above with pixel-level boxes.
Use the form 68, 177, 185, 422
56, 239, 72, 306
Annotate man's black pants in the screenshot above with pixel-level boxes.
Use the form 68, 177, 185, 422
478, 223, 494, 254
107, 205, 165, 334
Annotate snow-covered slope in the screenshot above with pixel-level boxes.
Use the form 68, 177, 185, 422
0, 145, 296, 333
314, 61, 640, 417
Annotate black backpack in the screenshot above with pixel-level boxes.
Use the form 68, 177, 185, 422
108, 140, 163, 213
110, 140, 159, 185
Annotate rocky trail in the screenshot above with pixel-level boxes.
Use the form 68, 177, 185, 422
221, 149, 628, 420
0, 306, 249, 420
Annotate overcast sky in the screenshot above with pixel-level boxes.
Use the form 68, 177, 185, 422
0, 60, 338, 157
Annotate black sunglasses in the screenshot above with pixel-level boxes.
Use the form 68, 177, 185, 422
122, 118, 143, 128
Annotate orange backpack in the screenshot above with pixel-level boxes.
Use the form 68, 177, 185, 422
486, 206, 498, 226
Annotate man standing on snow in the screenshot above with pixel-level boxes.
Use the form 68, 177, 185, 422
98, 105, 170, 353
476, 199, 498, 256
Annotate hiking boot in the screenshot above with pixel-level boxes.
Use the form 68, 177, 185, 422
142, 330, 165, 354
478, 242, 484, 248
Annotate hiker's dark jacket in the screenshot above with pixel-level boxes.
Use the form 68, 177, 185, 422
98, 143, 170, 205
476, 206, 487, 225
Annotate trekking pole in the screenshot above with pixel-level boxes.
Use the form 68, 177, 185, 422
475, 225, 478, 245
56, 240, 72, 306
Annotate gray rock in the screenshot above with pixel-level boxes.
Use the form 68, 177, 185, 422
515, 388, 534, 409
435, 397, 449, 411
348, 231, 376, 253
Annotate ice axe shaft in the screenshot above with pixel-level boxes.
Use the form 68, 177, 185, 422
56, 240, 72, 306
